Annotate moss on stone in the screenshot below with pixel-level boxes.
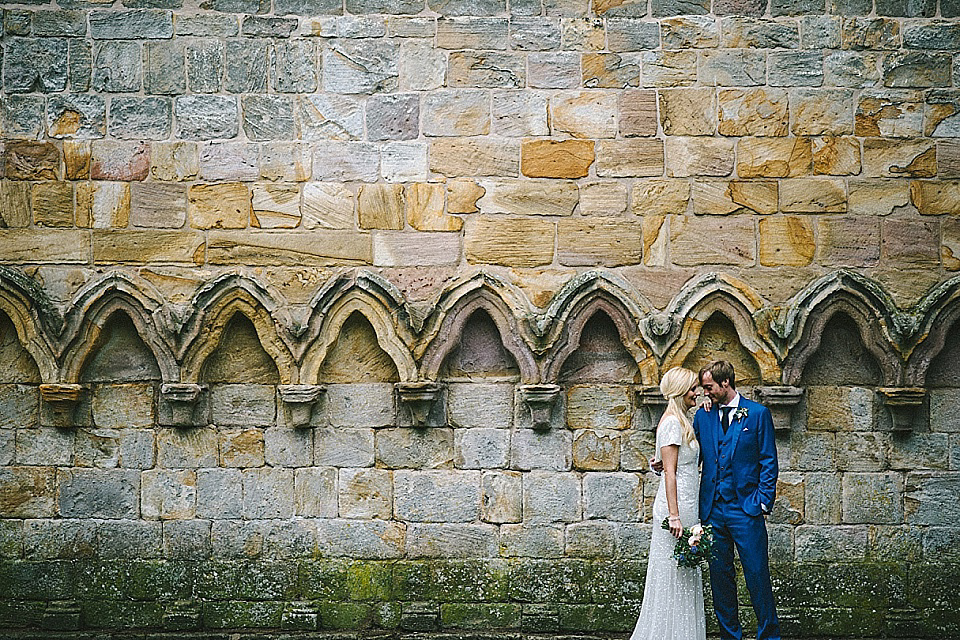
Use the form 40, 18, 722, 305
439, 603, 522, 629
299, 559, 350, 601
346, 560, 394, 601
318, 602, 373, 629
202, 600, 285, 629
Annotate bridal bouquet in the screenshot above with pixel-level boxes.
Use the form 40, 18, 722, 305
661, 519, 714, 568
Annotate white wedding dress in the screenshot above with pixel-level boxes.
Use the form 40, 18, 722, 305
631, 415, 706, 640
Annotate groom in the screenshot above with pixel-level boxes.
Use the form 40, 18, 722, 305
695, 360, 781, 640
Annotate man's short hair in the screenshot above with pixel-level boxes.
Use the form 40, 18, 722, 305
700, 360, 736, 388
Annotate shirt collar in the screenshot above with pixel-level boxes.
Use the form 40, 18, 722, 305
720, 392, 741, 410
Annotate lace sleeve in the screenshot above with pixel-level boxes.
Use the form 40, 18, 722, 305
656, 415, 683, 451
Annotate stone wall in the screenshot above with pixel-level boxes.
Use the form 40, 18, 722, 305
1, 0, 960, 635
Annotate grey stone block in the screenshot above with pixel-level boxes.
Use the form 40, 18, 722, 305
74, 428, 121, 469
116, 429, 154, 469
481, 470, 521, 523
347, 0, 424, 14
827, 0, 871, 13
176, 95, 239, 140
825, 51, 882, 88
876, 0, 936, 16
243, 468, 295, 518
262, 519, 318, 558
295, 467, 338, 517
510, 429, 572, 472
200, 142, 259, 181
455, 428, 510, 469
523, 471, 581, 523
90, 384, 155, 430
928, 388, 960, 432
771, 0, 824, 15
96, 519, 162, 558
315, 428, 375, 467
0, 384, 39, 429
842, 472, 903, 524
4, 9, 32, 35
492, 91, 549, 137
606, 18, 659, 52
89, 10, 174, 39
394, 469, 480, 522
200, 0, 270, 12
196, 468, 243, 518
869, 524, 922, 562
0, 467, 56, 518
572, 430, 620, 471
769, 51, 824, 87
323, 40, 399, 94
767, 523, 794, 563
399, 41, 445, 91
272, 41, 318, 93
144, 41, 186, 95
790, 433, 836, 471
565, 520, 616, 557
528, 52, 579, 89
242, 95, 296, 141
889, 433, 949, 471
652, 0, 709, 15
209, 384, 276, 426
795, 525, 867, 562
388, 17, 436, 37
3, 38, 68, 93
2, 96, 45, 139
141, 469, 197, 520
92, 41, 142, 93
57, 468, 139, 519
835, 432, 888, 471
699, 49, 766, 86
499, 524, 564, 557
162, 519, 212, 559
804, 472, 841, 524
338, 16, 388, 38
0, 429, 13, 466
905, 472, 960, 525
377, 428, 453, 469
325, 383, 395, 427
508, 17, 560, 51
32, 10, 86, 36
614, 523, 651, 560
243, 16, 299, 37
187, 39, 223, 92
300, 94, 364, 140
216, 428, 264, 466
175, 14, 240, 36
16, 428, 74, 466
315, 519, 405, 558
210, 519, 266, 557
264, 426, 313, 467
922, 526, 960, 562
366, 93, 419, 141
883, 51, 952, 88
620, 428, 655, 472
339, 467, 392, 519
405, 523, 498, 557
225, 40, 268, 93
69, 39, 93, 92
109, 97, 171, 140
448, 382, 514, 428
22, 519, 96, 559
275, 0, 343, 14
583, 472, 642, 522
799, 15, 841, 49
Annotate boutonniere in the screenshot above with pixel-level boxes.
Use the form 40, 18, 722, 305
732, 407, 748, 423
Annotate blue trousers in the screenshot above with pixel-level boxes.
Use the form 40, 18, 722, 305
705, 498, 781, 640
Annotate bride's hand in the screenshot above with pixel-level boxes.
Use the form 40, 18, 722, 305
668, 515, 683, 539
701, 395, 713, 411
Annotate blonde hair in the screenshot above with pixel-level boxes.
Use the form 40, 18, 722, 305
658, 366, 697, 445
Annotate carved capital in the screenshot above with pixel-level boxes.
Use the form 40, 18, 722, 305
633, 385, 666, 432
279, 384, 327, 428
753, 385, 804, 432
160, 383, 207, 428
397, 382, 445, 427
39, 383, 83, 427
519, 384, 561, 430
878, 387, 926, 432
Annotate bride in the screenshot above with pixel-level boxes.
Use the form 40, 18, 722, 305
631, 366, 706, 640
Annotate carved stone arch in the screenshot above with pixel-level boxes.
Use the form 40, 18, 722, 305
179, 275, 297, 384
539, 272, 657, 384
903, 275, 960, 386
59, 272, 178, 383
779, 272, 903, 386
660, 274, 780, 385
419, 273, 538, 384
0, 267, 58, 382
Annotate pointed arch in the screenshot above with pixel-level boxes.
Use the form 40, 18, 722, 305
419, 272, 538, 383
778, 271, 904, 386
905, 274, 960, 386
179, 274, 296, 384
0, 267, 58, 382
660, 273, 780, 385
59, 272, 177, 383
302, 271, 416, 383
538, 272, 657, 384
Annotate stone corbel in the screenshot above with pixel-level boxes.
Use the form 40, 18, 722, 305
39, 383, 83, 427
160, 383, 207, 427
634, 385, 667, 431
279, 384, 326, 428
519, 384, 561, 430
397, 381, 444, 427
752, 386, 804, 432
877, 387, 925, 432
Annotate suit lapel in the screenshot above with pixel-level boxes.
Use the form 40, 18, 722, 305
728, 397, 751, 455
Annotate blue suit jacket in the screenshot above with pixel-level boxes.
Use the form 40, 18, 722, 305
694, 394, 779, 521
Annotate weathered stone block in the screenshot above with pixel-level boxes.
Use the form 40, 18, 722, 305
578, 181, 627, 216
45, 95, 105, 140
399, 41, 446, 91
141, 469, 196, 520
883, 51, 952, 88
520, 141, 594, 180
89, 9, 173, 38
92, 41, 142, 93
175, 96, 239, 140
0, 467, 56, 518
16, 428, 74, 467
323, 40, 398, 94
312, 142, 379, 182
780, 179, 847, 213
565, 521, 616, 557
925, 90, 960, 138
806, 386, 875, 432
446, 383, 513, 429
863, 139, 937, 178
436, 17, 507, 49
835, 433, 888, 472
455, 429, 510, 469
759, 216, 815, 267
658, 88, 715, 136
795, 525, 867, 561
162, 519, 212, 559
855, 90, 924, 138
699, 50, 765, 86
911, 180, 960, 215
339, 467, 392, 519
90, 141, 150, 182
583, 471, 641, 521
91, 384, 153, 429
792, 89, 855, 136
816, 216, 880, 266
430, 139, 519, 177
199, 142, 258, 181
717, 88, 788, 137
92, 230, 204, 264
478, 179, 578, 216
97, 520, 162, 559
800, 15, 842, 48
1, 95, 44, 141
522, 471, 580, 523
632, 179, 690, 217
510, 429, 572, 472
31, 182, 74, 228
242, 468, 295, 519
4, 142, 60, 181
581, 53, 640, 89
406, 523, 498, 558
665, 137, 735, 177
394, 470, 480, 522
595, 140, 664, 177
738, 138, 812, 178
219, 429, 265, 467
528, 53, 580, 89
358, 184, 404, 230
670, 215, 756, 266
292, 467, 337, 518
0, 230, 87, 264
251, 184, 301, 229
188, 183, 251, 230
842, 472, 903, 523
905, 472, 960, 525
825, 50, 883, 87
491, 92, 548, 138
302, 183, 356, 229
813, 137, 861, 176
889, 433, 949, 471
241, 96, 295, 142
186, 40, 224, 94
464, 216, 554, 267
480, 470, 521, 523
206, 230, 372, 266
299, 95, 363, 142
195, 468, 243, 519
3, 38, 68, 93
881, 217, 939, 267
421, 91, 489, 137
566, 385, 632, 430
366, 94, 419, 142
158, 428, 218, 469
381, 142, 428, 183
692, 180, 778, 215
272, 41, 318, 93
376, 428, 453, 469
107, 97, 170, 141
500, 524, 564, 557
58, 468, 139, 519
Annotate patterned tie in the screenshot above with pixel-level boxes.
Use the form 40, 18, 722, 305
721, 406, 732, 433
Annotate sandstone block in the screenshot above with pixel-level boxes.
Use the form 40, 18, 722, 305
699, 50, 766, 86
883, 51, 952, 88
560, 16, 606, 49
242, 96, 296, 142
150, 142, 199, 182
632, 179, 690, 216
641, 50, 698, 88
22, 518, 97, 560
572, 430, 620, 471
272, 41, 318, 93
90, 141, 150, 181
295, 467, 337, 518
824, 50, 882, 88
322, 40, 398, 95
0, 467, 56, 518
803, 472, 840, 523
500, 524, 564, 557
557, 218, 644, 267
595, 140, 664, 177
549, 91, 618, 139
4, 141, 60, 181
89, 9, 173, 39
862, 139, 937, 178
716, 88, 788, 137
374, 231, 461, 267
15, 428, 73, 466
692, 180, 777, 216
367, 93, 420, 141
394, 469, 480, 522
579, 181, 627, 216
90, 384, 153, 429
178, 14, 239, 37
141, 469, 197, 520
481, 470, 522, 523
399, 41, 446, 91
359, 184, 404, 230
186, 40, 224, 93
302, 183, 355, 230
189, 183, 251, 229
200, 142, 259, 182
92, 230, 205, 265
448, 51, 524, 88
721, 16, 798, 47
478, 179, 579, 216
219, 428, 265, 467
58, 468, 139, 519
299, 95, 364, 141
492, 91, 549, 137
324, 383, 394, 427
81, 182, 130, 230
31, 182, 74, 228
0, 386, 38, 428
314, 428, 375, 467
437, 17, 508, 49
522, 471, 580, 523
659, 88, 716, 136
448, 383, 514, 429
0, 230, 87, 264
942, 218, 960, 270
670, 215, 756, 266
758, 215, 815, 267
381, 142, 428, 183
792, 89, 855, 136
405, 183, 460, 231
889, 433, 949, 471
263, 427, 313, 467
144, 41, 186, 95
455, 428, 510, 469
196, 468, 243, 518
806, 386, 875, 432
158, 428, 219, 468
251, 184, 301, 229
3, 38, 68, 93
769, 51, 824, 87
405, 523, 498, 558
510, 17, 562, 51
855, 90, 924, 138
910, 180, 960, 215
565, 385, 632, 430
737, 137, 812, 178
780, 179, 847, 213
243, 468, 295, 519
665, 137, 735, 177
582, 53, 640, 89
464, 216, 554, 267
812, 137, 861, 176
376, 428, 453, 469
795, 525, 867, 561
528, 53, 580, 89
97, 520, 162, 559
447, 179, 486, 214
510, 429, 572, 472
339, 467, 392, 519
661, 15, 718, 48
607, 18, 660, 51
63, 141, 91, 181
816, 216, 880, 266
175, 95, 239, 140
163, 519, 212, 559
521, 141, 594, 180
47, 94, 106, 140
925, 90, 960, 137
881, 217, 939, 267
315, 519, 404, 558
583, 472, 642, 521
905, 472, 960, 525
430, 139, 519, 177
565, 521, 616, 557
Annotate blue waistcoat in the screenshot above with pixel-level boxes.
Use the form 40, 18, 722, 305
715, 418, 738, 503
